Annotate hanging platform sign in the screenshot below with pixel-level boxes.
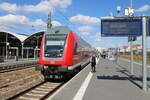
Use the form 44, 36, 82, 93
101, 18, 142, 37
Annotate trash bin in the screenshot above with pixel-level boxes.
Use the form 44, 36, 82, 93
0, 56, 4, 63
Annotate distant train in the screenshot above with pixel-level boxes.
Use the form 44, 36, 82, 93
39, 26, 95, 79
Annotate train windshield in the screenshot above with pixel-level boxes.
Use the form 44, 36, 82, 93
44, 34, 67, 58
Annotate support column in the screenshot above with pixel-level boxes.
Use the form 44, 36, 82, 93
142, 16, 147, 91
130, 40, 134, 75
5, 33, 8, 60
22, 42, 24, 59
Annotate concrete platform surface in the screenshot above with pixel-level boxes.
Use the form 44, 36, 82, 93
48, 58, 150, 100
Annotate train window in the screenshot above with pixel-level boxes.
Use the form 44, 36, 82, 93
55, 30, 60, 34
74, 42, 77, 54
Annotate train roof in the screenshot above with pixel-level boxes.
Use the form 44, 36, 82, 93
46, 26, 92, 48
46, 26, 72, 34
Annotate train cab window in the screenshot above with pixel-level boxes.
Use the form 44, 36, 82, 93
44, 34, 67, 58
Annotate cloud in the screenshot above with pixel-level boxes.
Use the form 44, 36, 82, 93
0, 14, 61, 31
78, 25, 94, 32
135, 5, 150, 12
0, 2, 19, 13
22, 0, 53, 13
78, 25, 94, 36
52, 21, 62, 27
0, 0, 72, 13
0, 14, 46, 29
50, 0, 72, 9
0, 25, 13, 31
70, 14, 100, 24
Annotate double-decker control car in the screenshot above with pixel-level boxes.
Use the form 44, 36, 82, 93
39, 26, 94, 79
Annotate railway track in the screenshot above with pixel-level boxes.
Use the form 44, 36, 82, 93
0, 61, 39, 73
0, 64, 38, 73
8, 81, 64, 100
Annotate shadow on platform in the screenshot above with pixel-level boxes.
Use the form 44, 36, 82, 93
99, 63, 150, 89
97, 75, 144, 81
97, 74, 143, 89
116, 63, 150, 81
97, 75, 127, 80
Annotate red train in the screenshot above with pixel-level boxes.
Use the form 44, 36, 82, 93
39, 26, 94, 79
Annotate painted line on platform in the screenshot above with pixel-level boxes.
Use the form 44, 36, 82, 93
48, 62, 90, 100
119, 58, 150, 68
48, 58, 100, 100
73, 72, 93, 100
73, 58, 99, 100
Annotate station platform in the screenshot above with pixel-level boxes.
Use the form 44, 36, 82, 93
0, 58, 38, 64
0, 58, 39, 70
48, 58, 150, 100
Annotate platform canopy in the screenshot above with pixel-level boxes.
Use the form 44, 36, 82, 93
23, 31, 44, 48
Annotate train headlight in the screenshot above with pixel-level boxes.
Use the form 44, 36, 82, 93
45, 53, 49, 57
57, 53, 63, 57
44, 66, 48, 69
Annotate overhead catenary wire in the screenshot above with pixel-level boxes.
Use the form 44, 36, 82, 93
45, 0, 77, 30
55, 8, 76, 26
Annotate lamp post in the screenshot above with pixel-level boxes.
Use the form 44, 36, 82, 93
36, 37, 39, 58
34, 48, 36, 59
33, 36, 40, 59
5, 33, 8, 60
33, 35, 42, 59
27, 49, 29, 60
22, 42, 24, 59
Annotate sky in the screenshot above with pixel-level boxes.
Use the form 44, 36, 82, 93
0, 0, 150, 49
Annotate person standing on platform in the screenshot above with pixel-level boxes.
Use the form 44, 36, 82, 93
90, 55, 96, 72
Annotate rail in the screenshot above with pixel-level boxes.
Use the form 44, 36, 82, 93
8, 80, 64, 100
0, 60, 39, 73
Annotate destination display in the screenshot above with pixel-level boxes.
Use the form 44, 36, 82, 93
45, 34, 67, 40
101, 19, 142, 36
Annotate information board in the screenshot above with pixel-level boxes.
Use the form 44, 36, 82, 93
101, 19, 142, 36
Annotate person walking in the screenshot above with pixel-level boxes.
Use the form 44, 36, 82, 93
91, 55, 96, 72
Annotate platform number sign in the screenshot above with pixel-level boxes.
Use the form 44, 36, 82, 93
101, 19, 142, 37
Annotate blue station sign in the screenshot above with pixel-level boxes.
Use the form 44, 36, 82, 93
101, 19, 142, 37
23, 47, 33, 50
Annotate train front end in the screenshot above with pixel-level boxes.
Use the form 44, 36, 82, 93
39, 26, 74, 78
